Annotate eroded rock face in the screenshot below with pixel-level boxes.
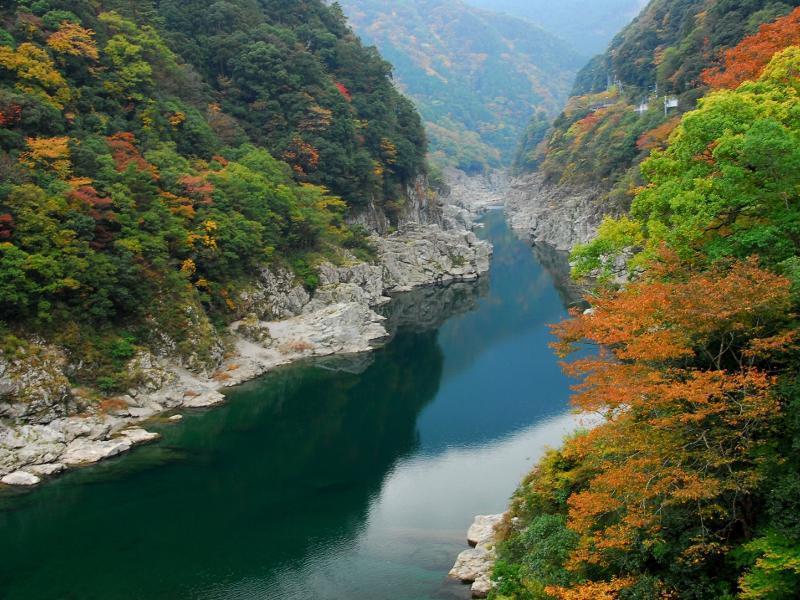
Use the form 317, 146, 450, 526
375, 224, 492, 293
0, 343, 75, 424
440, 168, 508, 230
505, 172, 610, 251
450, 513, 505, 599
238, 266, 311, 321
269, 302, 388, 356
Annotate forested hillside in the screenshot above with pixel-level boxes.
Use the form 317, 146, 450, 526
513, 0, 800, 205
494, 5, 800, 599
463, 0, 647, 56
339, 0, 584, 172
0, 0, 426, 389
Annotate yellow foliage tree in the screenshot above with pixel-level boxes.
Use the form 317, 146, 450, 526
0, 43, 71, 108
46, 22, 99, 61
20, 136, 72, 179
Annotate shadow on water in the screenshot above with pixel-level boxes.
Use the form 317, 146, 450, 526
0, 211, 579, 600
0, 286, 487, 600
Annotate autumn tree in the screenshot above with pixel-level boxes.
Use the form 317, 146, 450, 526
702, 7, 800, 90
543, 256, 796, 596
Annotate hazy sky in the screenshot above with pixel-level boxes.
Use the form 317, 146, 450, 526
461, 0, 649, 55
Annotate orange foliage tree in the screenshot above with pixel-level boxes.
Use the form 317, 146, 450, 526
702, 7, 800, 89
549, 254, 796, 590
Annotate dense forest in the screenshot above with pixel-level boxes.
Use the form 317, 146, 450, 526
494, 4, 800, 599
513, 0, 800, 202
339, 0, 584, 173
0, 0, 427, 390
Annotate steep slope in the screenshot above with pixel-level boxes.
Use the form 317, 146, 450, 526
508, 0, 800, 250
339, 0, 585, 172
0, 0, 430, 393
494, 45, 800, 600
463, 0, 648, 56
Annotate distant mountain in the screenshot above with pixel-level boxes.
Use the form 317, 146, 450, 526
463, 0, 648, 56
339, 0, 585, 172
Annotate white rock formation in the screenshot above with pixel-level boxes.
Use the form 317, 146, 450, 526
450, 513, 506, 599
375, 224, 492, 293
118, 428, 160, 445
441, 168, 508, 229
61, 438, 132, 466
505, 172, 608, 251
1, 470, 41, 486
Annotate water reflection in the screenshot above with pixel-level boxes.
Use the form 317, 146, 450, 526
0, 212, 579, 600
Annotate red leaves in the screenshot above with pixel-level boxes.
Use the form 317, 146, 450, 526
636, 117, 680, 151
701, 7, 800, 89
106, 132, 158, 178
335, 81, 352, 101
0, 213, 14, 240
69, 185, 117, 249
0, 104, 22, 128
178, 175, 214, 206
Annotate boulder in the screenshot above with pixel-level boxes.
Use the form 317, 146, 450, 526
1, 470, 41, 486
450, 546, 495, 583
450, 513, 506, 598
468, 513, 505, 547
182, 390, 225, 408
118, 428, 160, 445
61, 437, 132, 466
26, 462, 65, 477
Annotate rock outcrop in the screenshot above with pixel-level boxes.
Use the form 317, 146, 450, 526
0, 222, 492, 486
376, 224, 492, 293
450, 513, 505, 598
505, 172, 610, 251
440, 168, 508, 229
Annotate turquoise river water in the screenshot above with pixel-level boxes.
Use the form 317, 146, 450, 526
0, 211, 583, 600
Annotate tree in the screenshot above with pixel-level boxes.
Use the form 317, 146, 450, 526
547, 255, 796, 594
46, 21, 99, 61
702, 7, 800, 90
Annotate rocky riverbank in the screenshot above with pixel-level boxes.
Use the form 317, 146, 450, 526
0, 224, 491, 487
504, 172, 608, 251
450, 513, 506, 598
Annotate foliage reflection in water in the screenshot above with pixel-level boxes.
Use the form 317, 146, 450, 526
0, 212, 582, 600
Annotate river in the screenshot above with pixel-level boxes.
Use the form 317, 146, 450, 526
0, 211, 582, 600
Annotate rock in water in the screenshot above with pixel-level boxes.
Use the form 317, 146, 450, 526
119, 428, 160, 445
61, 438, 132, 466
1, 470, 41, 486
26, 463, 65, 477
467, 513, 505, 547
450, 513, 505, 598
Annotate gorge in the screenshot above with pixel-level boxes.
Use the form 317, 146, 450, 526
3, 0, 800, 598
0, 211, 583, 600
